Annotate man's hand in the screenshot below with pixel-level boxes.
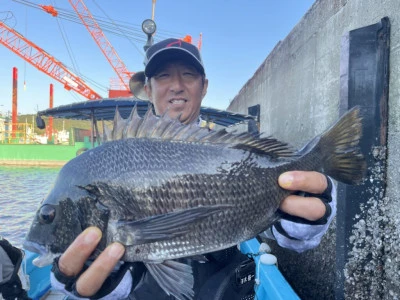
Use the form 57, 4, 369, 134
57, 227, 125, 297
278, 171, 328, 221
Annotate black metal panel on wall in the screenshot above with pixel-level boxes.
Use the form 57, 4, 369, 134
248, 104, 260, 134
336, 17, 390, 299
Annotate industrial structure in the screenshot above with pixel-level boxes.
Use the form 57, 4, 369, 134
0, 0, 201, 143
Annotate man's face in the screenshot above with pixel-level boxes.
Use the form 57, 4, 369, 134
144, 60, 208, 124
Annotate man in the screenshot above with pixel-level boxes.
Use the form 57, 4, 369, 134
51, 38, 335, 299
0, 237, 31, 300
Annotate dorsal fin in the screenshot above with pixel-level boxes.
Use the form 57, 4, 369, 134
103, 106, 296, 158
123, 105, 143, 139
103, 119, 112, 142
111, 108, 128, 140
136, 106, 160, 138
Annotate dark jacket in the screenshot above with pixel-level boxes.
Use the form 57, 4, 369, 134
128, 246, 255, 300
0, 238, 31, 300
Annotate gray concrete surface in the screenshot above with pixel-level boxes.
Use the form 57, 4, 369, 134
227, 0, 400, 298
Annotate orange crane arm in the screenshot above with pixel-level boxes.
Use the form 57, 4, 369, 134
0, 21, 102, 100
68, 0, 133, 91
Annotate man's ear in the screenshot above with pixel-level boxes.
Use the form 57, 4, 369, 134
144, 84, 153, 102
201, 78, 209, 99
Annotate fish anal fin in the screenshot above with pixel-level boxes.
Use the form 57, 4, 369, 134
145, 260, 194, 300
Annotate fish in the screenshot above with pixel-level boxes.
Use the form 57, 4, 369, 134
24, 106, 366, 300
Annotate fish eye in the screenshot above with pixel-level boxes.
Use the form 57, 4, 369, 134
38, 204, 56, 224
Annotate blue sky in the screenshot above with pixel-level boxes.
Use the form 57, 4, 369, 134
0, 0, 314, 115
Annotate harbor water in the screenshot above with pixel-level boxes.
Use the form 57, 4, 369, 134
0, 166, 61, 248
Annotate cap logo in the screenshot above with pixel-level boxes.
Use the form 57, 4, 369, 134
166, 40, 182, 48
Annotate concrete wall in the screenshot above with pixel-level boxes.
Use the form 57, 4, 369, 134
228, 0, 400, 299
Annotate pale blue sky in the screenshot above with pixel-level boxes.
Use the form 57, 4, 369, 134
0, 0, 314, 115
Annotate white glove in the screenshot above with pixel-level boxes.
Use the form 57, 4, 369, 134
270, 177, 337, 253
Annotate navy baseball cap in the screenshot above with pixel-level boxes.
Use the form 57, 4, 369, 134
144, 38, 205, 78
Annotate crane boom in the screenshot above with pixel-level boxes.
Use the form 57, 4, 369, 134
68, 0, 133, 92
0, 21, 102, 100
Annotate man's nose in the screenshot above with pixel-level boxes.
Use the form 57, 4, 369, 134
169, 75, 184, 93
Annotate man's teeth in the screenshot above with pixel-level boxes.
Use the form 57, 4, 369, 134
170, 99, 186, 104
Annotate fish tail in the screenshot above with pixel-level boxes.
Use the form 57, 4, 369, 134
318, 106, 366, 184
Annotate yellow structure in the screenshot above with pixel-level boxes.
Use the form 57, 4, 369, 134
0, 119, 36, 144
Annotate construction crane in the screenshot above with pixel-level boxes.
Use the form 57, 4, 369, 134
0, 20, 102, 100
38, 1, 200, 98
67, 0, 133, 98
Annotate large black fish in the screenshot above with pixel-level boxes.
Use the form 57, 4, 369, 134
24, 106, 365, 299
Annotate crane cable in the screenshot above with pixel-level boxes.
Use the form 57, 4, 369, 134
12, 0, 185, 42
12, 0, 146, 42
9, 0, 198, 93
91, 0, 144, 59
51, 0, 81, 77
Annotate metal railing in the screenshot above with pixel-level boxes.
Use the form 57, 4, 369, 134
0, 122, 36, 144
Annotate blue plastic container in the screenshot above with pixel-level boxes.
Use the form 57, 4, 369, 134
23, 250, 52, 300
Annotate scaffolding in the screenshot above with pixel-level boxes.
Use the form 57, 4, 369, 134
0, 120, 36, 144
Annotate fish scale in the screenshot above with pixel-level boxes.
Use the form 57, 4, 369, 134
24, 106, 366, 300
130, 167, 284, 261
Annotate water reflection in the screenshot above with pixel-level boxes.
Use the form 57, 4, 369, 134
0, 166, 60, 247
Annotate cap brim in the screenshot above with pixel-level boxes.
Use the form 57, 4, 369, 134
144, 48, 204, 78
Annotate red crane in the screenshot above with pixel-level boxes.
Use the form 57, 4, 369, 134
0, 21, 102, 100
39, 1, 201, 98
68, 0, 133, 97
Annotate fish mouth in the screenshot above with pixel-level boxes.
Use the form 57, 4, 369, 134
23, 240, 59, 267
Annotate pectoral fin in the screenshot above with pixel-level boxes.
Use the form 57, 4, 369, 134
115, 204, 231, 245
145, 260, 194, 300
